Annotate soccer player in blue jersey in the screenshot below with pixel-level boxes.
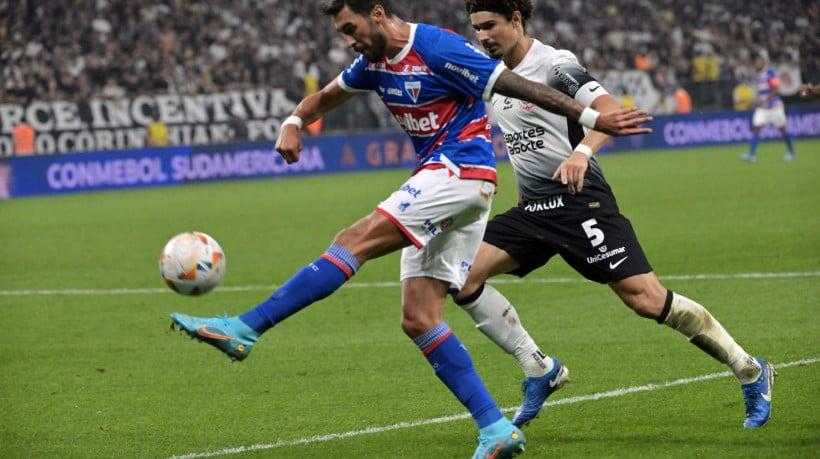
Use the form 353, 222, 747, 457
452, 0, 776, 431
740, 51, 796, 162
169, 1, 650, 456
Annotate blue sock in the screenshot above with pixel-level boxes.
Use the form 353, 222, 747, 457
749, 133, 759, 156
414, 322, 504, 429
784, 132, 795, 154
239, 244, 360, 334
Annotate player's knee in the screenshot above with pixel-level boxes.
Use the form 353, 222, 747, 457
401, 315, 436, 339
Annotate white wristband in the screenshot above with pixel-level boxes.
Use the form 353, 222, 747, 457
574, 144, 594, 159
282, 115, 303, 129
578, 107, 600, 129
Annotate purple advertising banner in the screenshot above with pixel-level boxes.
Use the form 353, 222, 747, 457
604, 107, 820, 152
2, 132, 432, 198
2, 108, 818, 199
3, 147, 188, 197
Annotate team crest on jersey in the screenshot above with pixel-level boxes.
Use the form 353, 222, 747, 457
405, 81, 421, 102
518, 100, 535, 111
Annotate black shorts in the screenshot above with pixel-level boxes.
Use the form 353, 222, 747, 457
484, 188, 652, 284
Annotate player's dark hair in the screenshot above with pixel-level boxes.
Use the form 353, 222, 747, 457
320, 0, 395, 17
463, 0, 533, 30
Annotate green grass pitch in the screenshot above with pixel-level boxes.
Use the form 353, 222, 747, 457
1, 140, 818, 458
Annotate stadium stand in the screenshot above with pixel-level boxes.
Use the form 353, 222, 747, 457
1, 0, 817, 127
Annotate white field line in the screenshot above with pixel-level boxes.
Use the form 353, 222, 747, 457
2, 271, 819, 297
166, 358, 819, 459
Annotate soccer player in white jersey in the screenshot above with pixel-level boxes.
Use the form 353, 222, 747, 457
455, 0, 775, 429
168, 1, 651, 457
740, 51, 796, 162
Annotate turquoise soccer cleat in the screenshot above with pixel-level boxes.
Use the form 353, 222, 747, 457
472, 422, 525, 459
170, 312, 258, 361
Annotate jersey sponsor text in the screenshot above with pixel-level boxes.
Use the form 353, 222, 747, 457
444, 62, 480, 84
393, 111, 441, 133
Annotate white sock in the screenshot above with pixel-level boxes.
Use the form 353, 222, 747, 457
458, 283, 553, 377
662, 292, 761, 384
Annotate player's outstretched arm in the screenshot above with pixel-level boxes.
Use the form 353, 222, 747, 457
492, 69, 652, 136
276, 80, 356, 164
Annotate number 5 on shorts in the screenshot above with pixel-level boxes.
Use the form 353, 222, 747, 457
582, 218, 604, 248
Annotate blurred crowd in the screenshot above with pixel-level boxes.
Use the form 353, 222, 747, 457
2, 0, 818, 109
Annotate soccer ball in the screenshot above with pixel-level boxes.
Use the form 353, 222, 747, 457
159, 231, 226, 296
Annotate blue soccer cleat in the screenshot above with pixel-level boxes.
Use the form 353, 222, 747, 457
511, 357, 570, 427
472, 422, 525, 459
741, 357, 776, 428
170, 312, 258, 361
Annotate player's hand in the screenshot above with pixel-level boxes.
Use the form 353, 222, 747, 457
594, 107, 652, 136
552, 151, 590, 195
800, 83, 816, 97
275, 125, 303, 164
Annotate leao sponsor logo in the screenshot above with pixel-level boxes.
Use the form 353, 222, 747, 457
394, 112, 441, 132
505, 127, 545, 155
523, 195, 564, 212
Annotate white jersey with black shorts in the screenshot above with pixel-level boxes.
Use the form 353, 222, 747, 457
485, 39, 653, 283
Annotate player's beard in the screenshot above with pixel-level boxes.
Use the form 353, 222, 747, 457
362, 32, 388, 62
